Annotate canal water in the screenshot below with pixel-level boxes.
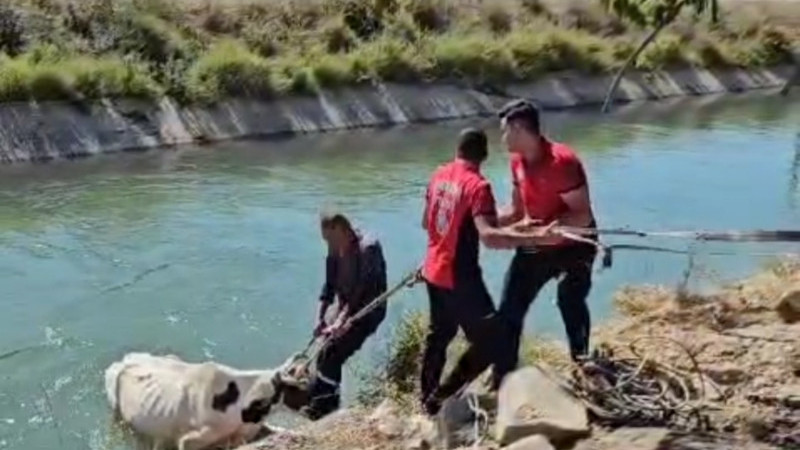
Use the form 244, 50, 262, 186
0, 92, 798, 449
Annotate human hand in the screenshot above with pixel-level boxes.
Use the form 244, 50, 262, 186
510, 217, 543, 232
313, 320, 327, 338
526, 220, 563, 246
324, 319, 351, 339
406, 267, 424, 288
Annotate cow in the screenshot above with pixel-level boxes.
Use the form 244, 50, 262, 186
104, 352, 309, 450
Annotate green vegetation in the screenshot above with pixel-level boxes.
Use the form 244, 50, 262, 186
356, 310, 568, 410
0, 0, 795, 104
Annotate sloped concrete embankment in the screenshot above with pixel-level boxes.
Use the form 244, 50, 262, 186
0, 65, 794, 164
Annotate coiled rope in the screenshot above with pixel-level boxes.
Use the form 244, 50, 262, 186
566, 336, 712, 430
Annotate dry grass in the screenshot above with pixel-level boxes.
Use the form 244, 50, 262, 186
1, 0, 795, 103
595, 257, 800, 443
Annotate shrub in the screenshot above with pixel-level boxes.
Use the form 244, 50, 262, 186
356, 311, 427, 407
383, 10, 423, 43
636, 34, 689, 70
0, 55, 31, 102
506, 27, 612, 78
428, 32, 515, 83
341, 0, 384, 39
692, 39, 732, 67
307, 53, 360, 88
241, 21, 281, 58
483, 3, 513, 35
63, 0, 115, 40
747, 27, 794, 66
113, 12, 190, 66
0, 5, 25, 56
350, 35, 426, 82
320, 16, 358, 53
401, 0, 449, 33
0, 52, 161, 102
185, 40, 275, 102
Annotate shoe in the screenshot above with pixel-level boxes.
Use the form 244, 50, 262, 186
422, 395, 443, 417
301, 393, 340, 421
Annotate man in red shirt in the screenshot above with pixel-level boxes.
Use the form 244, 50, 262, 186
491, 99, 598, 390
420, 127, 555, 415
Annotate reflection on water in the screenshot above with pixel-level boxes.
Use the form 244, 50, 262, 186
0, 92, 799, 449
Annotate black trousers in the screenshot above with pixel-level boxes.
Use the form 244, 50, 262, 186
308, 306, 386, 415
421, 278, 500, 403
492, 243, 596, 389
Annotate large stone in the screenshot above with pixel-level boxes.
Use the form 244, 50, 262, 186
370, 400, 405, 438
495, 365, 589, 446
504, 435, 555, 450
572, 427, 669, 450
776, 288, 800, 323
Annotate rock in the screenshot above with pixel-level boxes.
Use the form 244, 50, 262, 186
776, 288, 800, 323
503, 435, 555, 450
405, 414, 438, 449
370, 400, 405, 438
704, 363, 748, 385
495, 365, 589, 446
369, 399, 401, 422
572, 428, 669, 450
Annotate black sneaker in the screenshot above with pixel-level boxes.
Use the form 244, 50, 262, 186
422, 395, 443, 417
301, 394, 340, 421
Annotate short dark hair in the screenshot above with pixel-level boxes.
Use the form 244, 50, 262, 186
457, 127, 488, 163
498, 99, 540, 134
320, 211, 352, 230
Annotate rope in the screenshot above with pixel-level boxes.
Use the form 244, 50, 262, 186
566, 337, 711, 431
553, 228, 800, 272
287, 267, 422, 378
466, 392, 488, 449
552, 226, 800, 243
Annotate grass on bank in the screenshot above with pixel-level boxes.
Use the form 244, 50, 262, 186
0, 0, 795, 104
355, 310, 569, 411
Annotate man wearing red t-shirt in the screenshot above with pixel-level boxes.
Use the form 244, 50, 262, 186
492, 99, 598, 390
420, 128, 554, 416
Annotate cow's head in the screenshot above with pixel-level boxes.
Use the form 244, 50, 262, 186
240, 354, 311, 423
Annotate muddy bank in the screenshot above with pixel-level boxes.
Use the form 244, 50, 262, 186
0, 65, 794, 164
241, 259, 800, 450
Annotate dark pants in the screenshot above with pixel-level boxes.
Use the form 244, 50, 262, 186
306, 306, 386, 419
492, 244, 596, 389
421, 278, 500, 404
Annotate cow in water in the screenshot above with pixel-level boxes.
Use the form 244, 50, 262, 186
104, 352, 309, 450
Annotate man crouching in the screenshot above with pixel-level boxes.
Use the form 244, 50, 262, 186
104, 352, 308, 450
303, 212, 388, 420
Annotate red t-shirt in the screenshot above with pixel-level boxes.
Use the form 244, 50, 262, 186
510, 139, 588, 244
422, 159, 496, 289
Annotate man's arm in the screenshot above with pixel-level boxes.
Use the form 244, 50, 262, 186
475, 215, 556, 249
315, 252, 337, 336
471, 181, 554, 249
557, 185, 594, 228
496, 184, 524, 227
422, 185, 430, 230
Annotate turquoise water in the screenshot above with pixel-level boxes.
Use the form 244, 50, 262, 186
0, 93, 798, 449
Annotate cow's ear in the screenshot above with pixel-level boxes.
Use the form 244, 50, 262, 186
211, 381, 240, 412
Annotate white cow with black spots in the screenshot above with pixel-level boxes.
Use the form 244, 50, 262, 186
104, 352, 307, 450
